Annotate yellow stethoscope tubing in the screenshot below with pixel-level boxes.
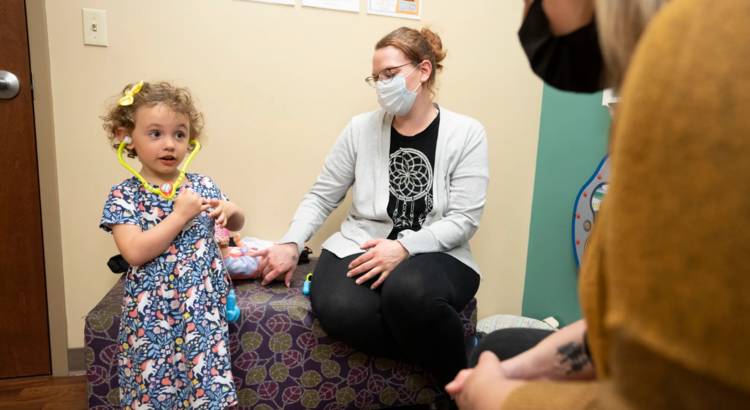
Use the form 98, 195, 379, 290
116, 137, 202, 200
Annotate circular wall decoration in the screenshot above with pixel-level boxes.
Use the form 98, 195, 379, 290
572, 155, 609, 267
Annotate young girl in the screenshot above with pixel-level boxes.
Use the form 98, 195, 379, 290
100, 81, 243, 409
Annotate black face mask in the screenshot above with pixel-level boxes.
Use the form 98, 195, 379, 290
518, 0, 605, 93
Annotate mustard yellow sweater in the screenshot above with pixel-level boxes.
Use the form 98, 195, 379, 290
506, 0, 750, 408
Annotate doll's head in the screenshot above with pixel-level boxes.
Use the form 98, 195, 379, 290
102, 81, 204, 158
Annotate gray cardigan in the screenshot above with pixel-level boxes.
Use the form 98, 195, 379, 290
280, 106, 489, 275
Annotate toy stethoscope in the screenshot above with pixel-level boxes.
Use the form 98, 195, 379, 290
225, 288, 240, 322
117, 136, 240, 321
303, 273, 313, 296
117, 136, 201, 200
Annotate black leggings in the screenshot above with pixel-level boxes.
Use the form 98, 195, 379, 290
469, 328, 554, 366
311, 249, 480, 385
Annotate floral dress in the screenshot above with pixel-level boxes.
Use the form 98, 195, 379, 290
100, 173, 237, 409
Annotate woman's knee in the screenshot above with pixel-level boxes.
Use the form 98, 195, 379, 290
381, 265, 446, 322
311, 289, 379, 337
382, 269, 430, 306
311, 251, 369, 329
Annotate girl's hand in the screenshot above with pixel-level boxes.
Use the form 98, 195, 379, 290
174, 188, 210, 222
446, 351, 523, 409
207, 199, 230, 227
248, 243, 299, 287
346, 239, 408, 289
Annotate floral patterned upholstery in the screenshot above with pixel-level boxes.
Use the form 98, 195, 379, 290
86, 258, 477, 409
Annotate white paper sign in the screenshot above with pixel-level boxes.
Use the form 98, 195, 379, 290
302, 0, 360, 12
602, 88, 620, 107
367, 0, 420, 19
246, 0, 295, 5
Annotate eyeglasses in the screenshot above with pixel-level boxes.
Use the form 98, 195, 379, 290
365, 62, 414, 88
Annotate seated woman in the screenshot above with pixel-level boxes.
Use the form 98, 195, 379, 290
447, 0, 750, 408
251, 26, 489, 388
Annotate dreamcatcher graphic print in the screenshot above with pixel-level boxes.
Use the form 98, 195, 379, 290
389, 147, 433, 230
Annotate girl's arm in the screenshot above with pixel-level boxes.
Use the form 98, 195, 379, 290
112, 188, 209, 266
223, 201, 244, 232
208, 199, 245, 232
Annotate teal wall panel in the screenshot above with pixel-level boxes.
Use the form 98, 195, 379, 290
522, 86, 610, 326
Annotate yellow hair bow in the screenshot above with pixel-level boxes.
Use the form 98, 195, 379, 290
117, 81, 144, 106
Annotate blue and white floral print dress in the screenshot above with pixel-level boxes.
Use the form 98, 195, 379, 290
100, 173, 237, 409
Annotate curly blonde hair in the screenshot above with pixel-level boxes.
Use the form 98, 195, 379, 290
102, 81, 204, 158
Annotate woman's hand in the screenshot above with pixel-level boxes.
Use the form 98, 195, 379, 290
249, 243, 299, 287
346, 239, 408, 289
446, 351, 523, 410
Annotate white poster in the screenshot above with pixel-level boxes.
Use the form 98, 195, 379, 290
302, 0, 360, 12
367, 0, 420, 20
246, 0, 295, 5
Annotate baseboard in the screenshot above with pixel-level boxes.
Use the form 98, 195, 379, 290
67, 348, 85, 374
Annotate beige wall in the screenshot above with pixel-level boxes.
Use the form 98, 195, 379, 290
38, 0, 542, 349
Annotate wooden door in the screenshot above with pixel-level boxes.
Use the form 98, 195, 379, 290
0, 0, 52, 378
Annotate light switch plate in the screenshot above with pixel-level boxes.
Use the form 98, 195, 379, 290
82, 8, 108, 47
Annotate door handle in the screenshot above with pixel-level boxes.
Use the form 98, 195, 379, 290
0, 70, 21, 100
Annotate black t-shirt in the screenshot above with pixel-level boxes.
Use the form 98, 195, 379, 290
387, 112, 440, 239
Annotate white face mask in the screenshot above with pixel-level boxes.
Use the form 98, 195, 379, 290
376, 65, 421, 116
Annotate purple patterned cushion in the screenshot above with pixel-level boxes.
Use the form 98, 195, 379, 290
86, 258, 477, 409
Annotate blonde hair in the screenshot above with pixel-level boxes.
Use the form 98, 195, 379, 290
375, 27, 447, 91
596, 0, 668, 90
102, 81, 204, 158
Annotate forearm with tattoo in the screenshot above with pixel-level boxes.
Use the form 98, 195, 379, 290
500, 319, 595, 380
557, 341, 592, 375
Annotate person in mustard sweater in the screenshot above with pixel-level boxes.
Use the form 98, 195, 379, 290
447, 0, 750, 408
